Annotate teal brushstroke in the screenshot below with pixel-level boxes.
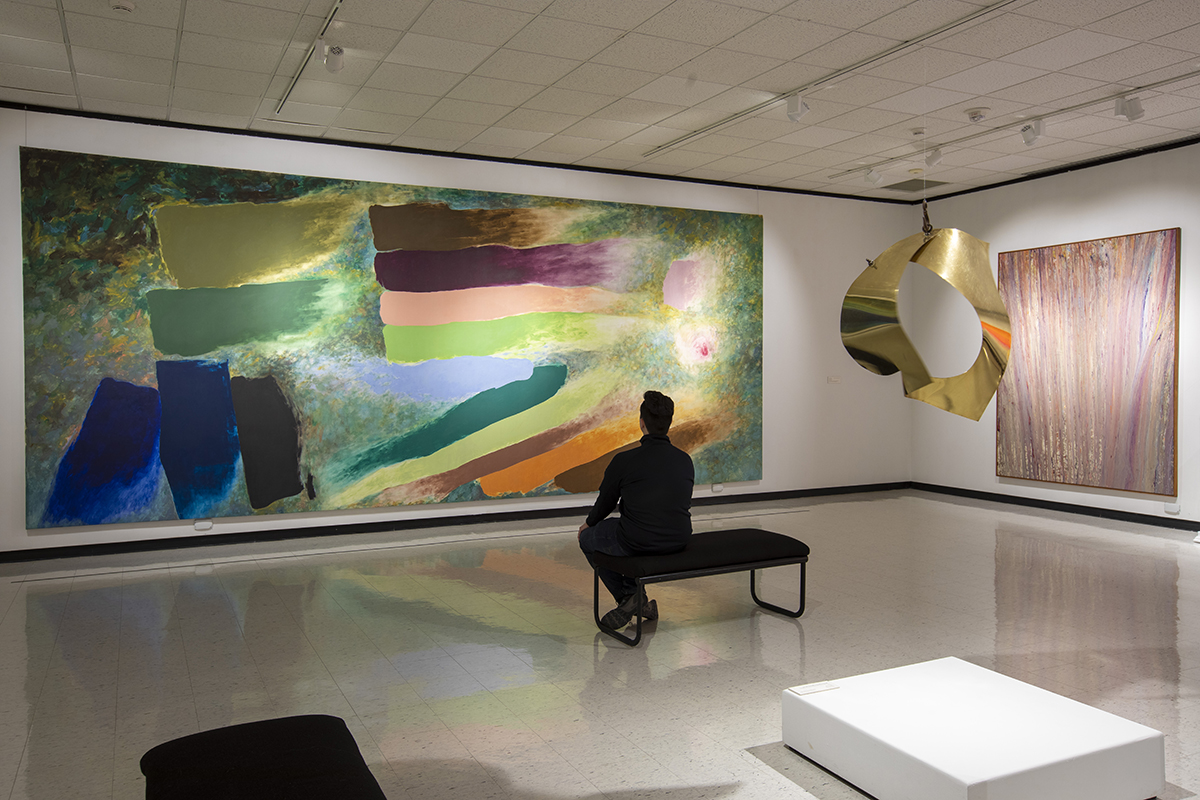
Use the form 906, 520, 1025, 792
333, 364, 568, 485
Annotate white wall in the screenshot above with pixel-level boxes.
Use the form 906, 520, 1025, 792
1, 108, 916, 553
915, 142, 1200, 525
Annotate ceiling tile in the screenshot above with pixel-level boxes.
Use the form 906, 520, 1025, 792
494, 106, 580, 132
0, 34, 68, 70
654, 107, 729, 129
717, 115, 800, 140
2, 62, 73, 94
522, 87, 617, 116
474, 49, 580, 84
77, 74, 169, 105
931, 61, 1047, 95
933, 12, 1073, 60
1063, 42, 1194, 83
637, 0, 764, 46
470, 125, 553, 148
173, 87, 260, 116
987, 72, 1106, 105
819, 74, 917, 106
799, 31, 902, 70
425, 97, 513, 125
554, 62, 657, 95
250, 118, 327, 137
866, 47, 986, 84
365, 63, 464, 97
83, 97, 169, 119
321, 22, 404, 58
410, 0, 535, 46
172, 63, 269, 96
259, 98, 342, 125
170, 108, 252, 130
1002, 29, 1135, 71
630, 75, 731, 106
859, 0, 980, 40
677, 132, 759, 155
1086, 0, 1200, 42
871, 85, 976, 114
1152, 22, 1200, 53
2, 1, 63, 41
387, 33, 496, 73
348, 87, 440, 116
821, 106, 918, 133
287, 79, 358, 106
774, 0, 909, 30
560, 117, 645, 140
774, 125, 860, 147
326, 127, 398, 144
184, 2, 302, 46
334, 0, 426, 30
70, 46, 173, 84
403, 117, 488, 140
672, 47, 783, 86
458, 141, 530, 158
448, 75, 543, 105
536, 133, 608, 155
334, 107, 416, 134
591, 33, 707, 74
504, 16, 622, 60
178, 32, 285, 72
695, 86, 776, 113
65, 13, 178, 59
722, 15, 842, 60
741, 61, 831, 94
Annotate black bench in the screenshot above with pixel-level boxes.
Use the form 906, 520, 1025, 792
591, 528, 810, 646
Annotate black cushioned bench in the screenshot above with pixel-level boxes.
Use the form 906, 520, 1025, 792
140, 714, 386, 799
591, 528, 810, 646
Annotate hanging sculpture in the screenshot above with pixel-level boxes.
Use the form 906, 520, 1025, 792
840, 204, 1010, 421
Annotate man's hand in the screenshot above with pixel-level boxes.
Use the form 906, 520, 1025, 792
578, 522, 588, 541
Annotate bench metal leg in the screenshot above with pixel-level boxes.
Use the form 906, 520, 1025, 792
750, 561, 806, 618
593, 569, 645, 646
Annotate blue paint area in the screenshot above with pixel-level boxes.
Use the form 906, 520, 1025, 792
42, 378, 163, 527
157, 360, 241, 520
347, 356, 535, 402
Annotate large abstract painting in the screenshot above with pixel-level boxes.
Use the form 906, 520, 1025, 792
22, 148, 763, 529
996, 229, 1179, 495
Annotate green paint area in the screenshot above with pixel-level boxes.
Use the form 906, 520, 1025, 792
384, 313, 615, 362
334, 364, 568, 485
147, 281, 331, 357
156, 198, 354, 288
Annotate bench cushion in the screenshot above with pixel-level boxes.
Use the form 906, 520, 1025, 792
592, 528, 809, 579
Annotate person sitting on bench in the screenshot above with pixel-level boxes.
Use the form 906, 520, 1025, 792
578, 390, 695, 629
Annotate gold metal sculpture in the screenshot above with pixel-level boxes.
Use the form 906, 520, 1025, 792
840, 212, 1011, 421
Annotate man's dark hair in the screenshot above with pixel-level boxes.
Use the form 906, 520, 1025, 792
640, 390, 674, 435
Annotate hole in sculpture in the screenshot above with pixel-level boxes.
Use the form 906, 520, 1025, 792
897, 261, 982, 380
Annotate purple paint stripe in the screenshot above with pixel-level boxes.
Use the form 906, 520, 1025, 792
374, 240, 631, 292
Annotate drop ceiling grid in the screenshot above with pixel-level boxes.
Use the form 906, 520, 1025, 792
0, 0, 1198, 199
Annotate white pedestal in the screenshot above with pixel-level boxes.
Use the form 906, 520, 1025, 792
782, 657, 1164, 800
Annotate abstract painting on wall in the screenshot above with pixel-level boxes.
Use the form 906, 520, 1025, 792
22, 147, 763, 529
996, 228, 1179, 495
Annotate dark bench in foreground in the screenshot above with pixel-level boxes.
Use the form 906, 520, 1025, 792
591, 528, 810, 646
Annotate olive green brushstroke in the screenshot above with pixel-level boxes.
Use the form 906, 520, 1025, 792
383, 312, 622, 362
156, 198, 354, 288
147, 281, 331, 356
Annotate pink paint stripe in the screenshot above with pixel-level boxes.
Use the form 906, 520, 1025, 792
380, 285, 622, 326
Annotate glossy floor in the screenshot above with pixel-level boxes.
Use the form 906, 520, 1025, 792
1, 491, 1198, 799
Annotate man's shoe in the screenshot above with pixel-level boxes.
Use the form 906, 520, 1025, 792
601, 591, 656, 629
601, 603, 633, 629
642, 598, 658, 621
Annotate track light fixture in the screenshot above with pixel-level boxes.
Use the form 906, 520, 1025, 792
925, 148, 943, 167
318, 38, 344, 73
1019, 119, 1043, 146
1115, 96, 1144, 121
865, 169, 884, 185
786, 93, 810, 122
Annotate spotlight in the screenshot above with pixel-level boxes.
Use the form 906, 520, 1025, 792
786, 93, 809, 122
865, 169, 883, 185
1115, 96, 1144, 121
319, 38, 344, 73
925, 148, 943, 167
1019, 119, 1043, 146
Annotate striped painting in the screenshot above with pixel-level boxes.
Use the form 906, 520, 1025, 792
996, 229, 1179, 495
21, 148, 763, 528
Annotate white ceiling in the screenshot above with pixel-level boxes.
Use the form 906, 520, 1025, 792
3, 0, 1200, 200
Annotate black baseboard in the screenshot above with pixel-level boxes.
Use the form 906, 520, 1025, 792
911, 482, 1199, 532
3, 480, 1192, 564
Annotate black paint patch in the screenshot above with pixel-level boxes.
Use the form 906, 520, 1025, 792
230, 375, 303, 509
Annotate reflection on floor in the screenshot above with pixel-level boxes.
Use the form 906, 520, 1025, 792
1, 490, 1198, 799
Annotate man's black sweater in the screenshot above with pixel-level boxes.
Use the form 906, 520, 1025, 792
585, 433, 694, 553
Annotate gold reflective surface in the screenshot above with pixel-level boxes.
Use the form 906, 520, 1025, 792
841, 228, 1011, 420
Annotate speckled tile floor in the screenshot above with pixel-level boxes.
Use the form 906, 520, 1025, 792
1, 490, 1197, 799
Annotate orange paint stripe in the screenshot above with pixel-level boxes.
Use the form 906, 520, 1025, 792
478, 417, 642, 496
379, 285, 621, 326
981, 320, 1012, 350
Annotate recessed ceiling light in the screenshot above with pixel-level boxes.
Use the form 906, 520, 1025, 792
966, 107, 989, 123
111, 0, 135, 11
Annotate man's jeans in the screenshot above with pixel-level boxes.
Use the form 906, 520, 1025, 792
578, 518, 637, 603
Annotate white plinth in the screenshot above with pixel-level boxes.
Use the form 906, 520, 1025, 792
782, 657, 1164, 800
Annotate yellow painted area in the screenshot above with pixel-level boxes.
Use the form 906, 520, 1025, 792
330, 368, 619, 507
155, 195, 358, 288
477, 416, 641, 496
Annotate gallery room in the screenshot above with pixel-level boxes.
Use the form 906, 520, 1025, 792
2, 0, 1200, 798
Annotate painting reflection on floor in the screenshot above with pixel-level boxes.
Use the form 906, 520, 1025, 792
1, 491, 1198, 799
